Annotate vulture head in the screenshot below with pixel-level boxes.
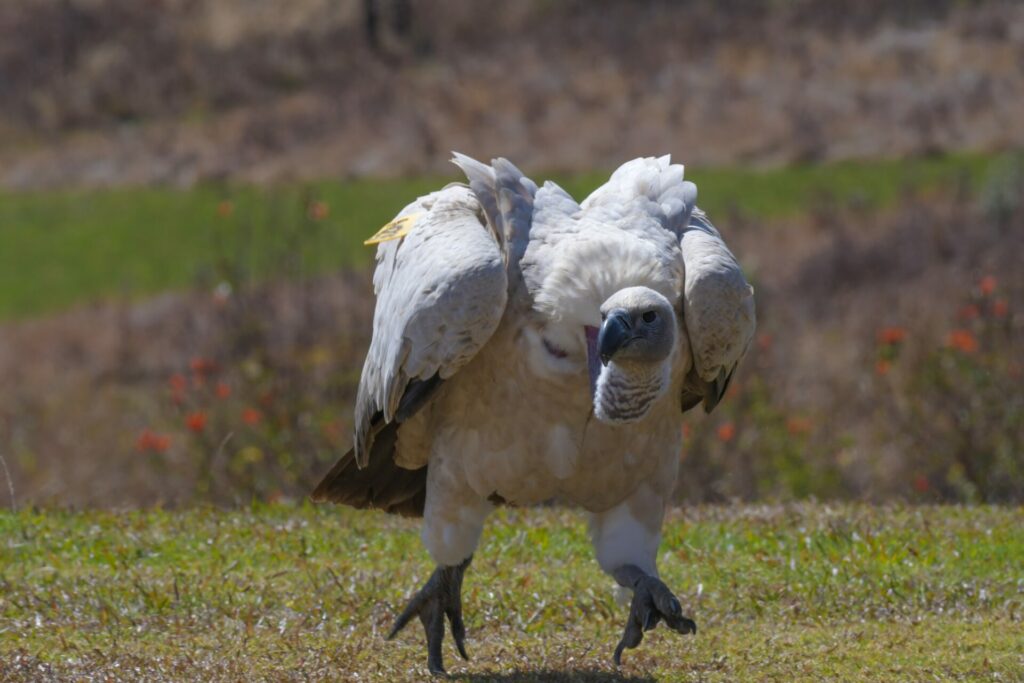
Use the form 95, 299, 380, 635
587, 287, 678, 424
597, 287, 676, 366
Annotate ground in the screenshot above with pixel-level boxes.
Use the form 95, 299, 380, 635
2, 504, 1021, 681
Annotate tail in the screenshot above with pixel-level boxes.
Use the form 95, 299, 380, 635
310, 419, 427, 517
312, 375, 443, 516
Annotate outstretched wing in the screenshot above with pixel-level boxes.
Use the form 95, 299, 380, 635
311, 183, 509, 512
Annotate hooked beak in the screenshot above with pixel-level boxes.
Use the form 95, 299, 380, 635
597, 309, 632, 365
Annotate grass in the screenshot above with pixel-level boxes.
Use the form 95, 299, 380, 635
1, 503, 1021, 681
0, 153, 999, 320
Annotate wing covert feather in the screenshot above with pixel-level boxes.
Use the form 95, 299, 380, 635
353, 185, 508, 465
679, 209, 756, 405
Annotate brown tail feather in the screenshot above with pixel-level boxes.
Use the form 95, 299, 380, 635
312, 375, 442, 517
310, 421, 427, 517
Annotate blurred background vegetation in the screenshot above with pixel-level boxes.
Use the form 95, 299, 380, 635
0, 0, 1021, 507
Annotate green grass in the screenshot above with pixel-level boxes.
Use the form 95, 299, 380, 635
1, 504, 1021, 681
0, 153, 998, 320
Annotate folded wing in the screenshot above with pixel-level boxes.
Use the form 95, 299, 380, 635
679, 209, 756, 412
311, 182, 509, 513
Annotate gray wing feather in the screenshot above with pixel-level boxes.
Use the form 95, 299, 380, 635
352, 183, 509, 466
452, 153, 536, 263
680, 209, 756, 385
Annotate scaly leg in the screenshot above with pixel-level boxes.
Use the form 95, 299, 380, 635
589, 484, 696, 666
388, 556, 472, 674
397, 468, 492, 675
610, 564, 696, 665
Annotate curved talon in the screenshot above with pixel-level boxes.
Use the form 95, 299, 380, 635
388, 556, 472, 675
612, 572, 696, 666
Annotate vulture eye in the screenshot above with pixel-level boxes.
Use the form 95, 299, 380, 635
642, 310, 657, 323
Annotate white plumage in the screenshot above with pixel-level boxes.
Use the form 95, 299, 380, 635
313, 154, 755, 673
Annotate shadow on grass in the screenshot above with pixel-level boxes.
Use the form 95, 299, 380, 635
453, 670, 655, 683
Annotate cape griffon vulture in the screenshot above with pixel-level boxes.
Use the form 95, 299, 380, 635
312, 154, 755, 673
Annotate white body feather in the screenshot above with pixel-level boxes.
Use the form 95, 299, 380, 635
350, 154, 754, 571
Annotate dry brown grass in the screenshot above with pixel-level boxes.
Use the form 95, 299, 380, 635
693, 181, 1024, 502
2, 175, 1020, 507
1, 1, 1023, 187
1, 272, 372, 506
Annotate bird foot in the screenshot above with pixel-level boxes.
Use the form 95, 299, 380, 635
388, 556, 472, 675
612, 565, 696, 666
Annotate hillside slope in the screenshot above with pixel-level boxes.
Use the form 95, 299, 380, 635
1, 0, 1022, 188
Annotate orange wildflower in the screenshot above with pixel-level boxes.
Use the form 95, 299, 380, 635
993, 299, 1009, 318
308, 201, 329, 221
190, 357, 216, 376
135, 429, 153, 452
912, 474, 930, 493
979, 275, 997, 296
877, 327, 907, 345
957, 304, 980, 321
716, 422, 736, 443
321, 420, 343, 444
947, 329, 978, 354
242, 408, 263, 425
875, 359, 891, 376
135, 429, 171, 453
169, 373, 187, 404
215, 382, 232, 399
786, 416, 812, 436
185, 411, 208, 433
216, 200, 234, 218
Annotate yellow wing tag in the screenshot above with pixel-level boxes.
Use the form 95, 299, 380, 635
364, 212, 423, 246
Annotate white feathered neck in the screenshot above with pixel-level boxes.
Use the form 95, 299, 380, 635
530, 220, 683, 329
